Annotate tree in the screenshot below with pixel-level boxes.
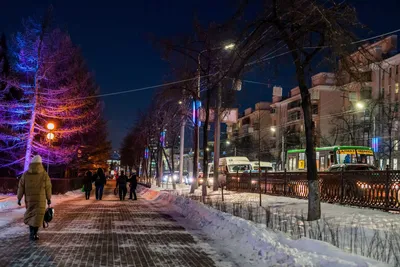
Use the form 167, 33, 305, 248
224, 0, 363, 220
0, 15, 102, 173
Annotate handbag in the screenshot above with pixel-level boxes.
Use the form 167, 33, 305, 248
43, 207, 54, 228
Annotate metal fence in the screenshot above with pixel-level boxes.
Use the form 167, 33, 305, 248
0, 177, 84, 194
226, 171, 400, 212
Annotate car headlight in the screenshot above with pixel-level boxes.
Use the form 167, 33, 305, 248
173, 174, 178, 180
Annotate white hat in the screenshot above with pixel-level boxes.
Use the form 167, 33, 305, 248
31, 155, 43, 164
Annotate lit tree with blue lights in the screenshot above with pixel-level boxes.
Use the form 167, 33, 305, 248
0, 15, 102, 173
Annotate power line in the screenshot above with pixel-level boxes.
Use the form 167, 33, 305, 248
246, 28, 400, 66
66, 73, 218, 102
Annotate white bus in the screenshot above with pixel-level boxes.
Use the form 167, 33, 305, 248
250, 161, 273, 172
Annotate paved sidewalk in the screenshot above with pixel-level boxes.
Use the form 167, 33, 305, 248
0, 182, 223, 267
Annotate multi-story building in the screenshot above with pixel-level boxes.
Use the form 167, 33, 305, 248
228, 102, 275, 161
270, 72, 344, 170
230, 35, 400, 170
338, 35, 400, 169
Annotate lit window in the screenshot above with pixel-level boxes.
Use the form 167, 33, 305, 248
395, 140, 399, 151
394, 159, 398, 171
396, 83, 399, 94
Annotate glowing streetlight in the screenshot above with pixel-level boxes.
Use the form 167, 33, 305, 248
206, 147, 210, 152
226, 140, 231, 145
356, 101, 365, 110
178, 100, 183, 105
270, 126, 276, 132
47, 122, 55, 131
46, 133, 55, 140
224, 43, 235, 50
46, 122, 56, 174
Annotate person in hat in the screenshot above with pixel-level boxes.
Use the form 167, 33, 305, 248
17, 155, 52, 241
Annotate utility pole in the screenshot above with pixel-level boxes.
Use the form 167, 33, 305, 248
179, 120, 186, 183
281, 134, 285, 170
213, 68, 222, 191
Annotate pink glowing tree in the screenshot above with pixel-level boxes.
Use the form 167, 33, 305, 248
0, 16, 103, 173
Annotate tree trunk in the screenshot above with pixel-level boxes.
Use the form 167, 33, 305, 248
170, 146, 176, 190
24, 30, 45, 172
202, 84, 212, 199
190, 103, 199, 193
298, 76, 320, 221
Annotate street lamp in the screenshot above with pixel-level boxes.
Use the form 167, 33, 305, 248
195, 42, 235, 191
356, 101, 365, 110
47, 122, 55, 131
46, 123, 56, 173
226, 140, 231, 145
270, 126, 276, 132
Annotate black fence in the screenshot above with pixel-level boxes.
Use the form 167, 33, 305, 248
0, 177, 85, 194
226, 171, 400, 212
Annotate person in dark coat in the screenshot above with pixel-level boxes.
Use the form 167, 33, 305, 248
128, 172, 137, 200
83, 171, 93, 200
93, 168, 106, 200
116, 171, 128, 201
17, 155, 52, 241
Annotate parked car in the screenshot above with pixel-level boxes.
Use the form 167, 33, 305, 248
327, 164, 378, 172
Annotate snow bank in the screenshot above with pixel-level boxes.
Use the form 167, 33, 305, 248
0, 189, 82, 230
138, 186, 387, 267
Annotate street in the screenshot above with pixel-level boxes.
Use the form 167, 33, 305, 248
0, 182, 226, 267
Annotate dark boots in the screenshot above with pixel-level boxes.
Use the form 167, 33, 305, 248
29, 226, 39, 241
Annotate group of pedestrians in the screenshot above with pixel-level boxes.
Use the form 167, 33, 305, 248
82, 168, 107, 200
82, 169, 138, 201
116, 171, 137, 201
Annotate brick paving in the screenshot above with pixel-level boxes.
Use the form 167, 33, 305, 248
0, 182, 226, 267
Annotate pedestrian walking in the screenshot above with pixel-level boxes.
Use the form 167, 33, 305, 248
128, 171, 137, 200
116, 171, 128, 201
83, 171, 93, 200
93, 168, 106, 200
17, 155, 52, 241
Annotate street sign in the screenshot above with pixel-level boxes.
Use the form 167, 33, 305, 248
199, 108, 238, 124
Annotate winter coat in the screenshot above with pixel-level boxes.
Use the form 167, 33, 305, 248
128, 175, 137, 189
117, 175, 128, 187
83, 175, 92, 191
93, 173, 106, 187
17, 163, 52, 228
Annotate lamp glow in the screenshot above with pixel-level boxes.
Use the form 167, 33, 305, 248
47, 122, 55, 130
46, 133, 55, 140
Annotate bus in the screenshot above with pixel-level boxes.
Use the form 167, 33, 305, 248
286, 146, 375, 171
250, 161, 273, 172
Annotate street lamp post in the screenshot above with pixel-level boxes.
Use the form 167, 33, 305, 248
195, 43, 235, 192
46, 122, 55, 174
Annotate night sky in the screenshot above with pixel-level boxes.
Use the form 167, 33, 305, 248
1, 0, 399, 149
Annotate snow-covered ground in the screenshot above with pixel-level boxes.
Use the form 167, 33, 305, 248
139, 186, 388, 267
148, 183, 400, 266
0, 189, 82, 237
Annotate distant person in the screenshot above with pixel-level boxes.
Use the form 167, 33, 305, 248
128, 171, 138, 200
83, 171, 93, 200
17, 155, 52, 241
93, 168, 106, 200
116, 171, 128, 201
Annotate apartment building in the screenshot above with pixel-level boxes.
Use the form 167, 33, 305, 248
339, 35, 400, 169
227, 102, 274, 160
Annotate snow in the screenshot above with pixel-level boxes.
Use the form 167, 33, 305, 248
138, 186, 388, 267
0, 189, 82, 238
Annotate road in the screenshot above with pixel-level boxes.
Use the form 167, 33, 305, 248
0, 181, 228, 267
